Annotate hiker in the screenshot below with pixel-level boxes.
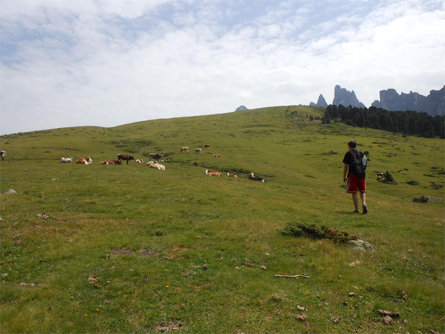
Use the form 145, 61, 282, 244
342, 140, 367, 214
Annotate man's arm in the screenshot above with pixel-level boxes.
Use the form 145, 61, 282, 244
343, 164, 348, 183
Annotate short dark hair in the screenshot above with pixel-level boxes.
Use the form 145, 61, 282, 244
348, 140, 357, 148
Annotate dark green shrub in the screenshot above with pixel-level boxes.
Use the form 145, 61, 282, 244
282, 222, 323, 239
382, 171, 397, 184
282, 222, 356, 243
413, 196, 429, 203
430, 182, 443, 190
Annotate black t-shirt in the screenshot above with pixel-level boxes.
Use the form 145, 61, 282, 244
343, 149, 365, 178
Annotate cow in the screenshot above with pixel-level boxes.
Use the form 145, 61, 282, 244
227, 173, 238, 178
147, 161, 165, 170
195, 148, 202, 153
60, 157, 72, 163
76, 157, 93, 164
101, 160, 121, 165
205, 169, 222, 176
213, 154, 222, 158
203, 144, 211, 148
180, 146, 189, 152
135, 159, 144, 163
117, 154, 134, 165
248, 172, 265, 183
149, 153, 163, 160
0, 151, 5, 161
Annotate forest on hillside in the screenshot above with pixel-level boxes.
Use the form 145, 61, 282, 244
321, 105, 444, 138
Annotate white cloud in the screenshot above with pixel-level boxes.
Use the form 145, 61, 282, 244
0, 0, 444, 134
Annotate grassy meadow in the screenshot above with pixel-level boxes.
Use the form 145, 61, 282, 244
0, 106, 444, 333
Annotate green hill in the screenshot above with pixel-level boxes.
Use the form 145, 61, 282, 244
1, 106, 444, 333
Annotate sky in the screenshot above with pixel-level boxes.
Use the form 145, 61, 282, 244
0, 0, 444, 135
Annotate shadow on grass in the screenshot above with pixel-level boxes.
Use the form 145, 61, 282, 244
335, 210, 363, 215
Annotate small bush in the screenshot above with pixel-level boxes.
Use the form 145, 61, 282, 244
382, 171, 397, 184
282, 222, 356, 243
406, 180, 419, 185
431, 167, 445, 175
430, 182, 443, 190
413, 196, 429, 203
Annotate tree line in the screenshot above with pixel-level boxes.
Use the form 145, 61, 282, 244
322, 105, 444, 138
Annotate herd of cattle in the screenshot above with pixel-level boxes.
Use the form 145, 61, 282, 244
58, 144, 266, 182
0, 146, 264, 182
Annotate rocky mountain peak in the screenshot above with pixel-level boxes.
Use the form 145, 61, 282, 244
310, 94, 328, 107
333, 85, 366, 108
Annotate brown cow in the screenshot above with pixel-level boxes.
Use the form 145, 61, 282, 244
101, 160, 121, 165
213, 154, 222, 158
203, 144, 211, 148
205, 169, 222, 176
117, 154, 134, 164
76, 156, 93, 164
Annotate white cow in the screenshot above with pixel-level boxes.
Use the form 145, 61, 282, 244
147, 161, 166, 170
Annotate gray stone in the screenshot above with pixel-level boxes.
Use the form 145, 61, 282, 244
349, 239, 374, 252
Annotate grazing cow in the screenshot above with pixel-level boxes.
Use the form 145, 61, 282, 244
376, 172, 385, 180
76, 156, 93, 165
213, 154, 222, 158
397, 169, 404, 173
149, 153, 163, 160
135, 159, 144, 163
248, 172, 265, 183
203, 144, 211, 148
205, 169, 222, 176
180, 146, 189, 152
195, 148, 202, 153
60, 157, 72, 163
117, 154, 134, 164
227, 173, 238, 178
101, 160, 121, 165
0, 151, 5, 161
147, 161, 165, 170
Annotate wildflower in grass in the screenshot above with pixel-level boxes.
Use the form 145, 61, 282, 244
165, 285, 169, 288
84, 313, 88, 317
96, 308, 100, 312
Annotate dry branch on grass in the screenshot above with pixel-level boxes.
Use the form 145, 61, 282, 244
274, 274, 311, 279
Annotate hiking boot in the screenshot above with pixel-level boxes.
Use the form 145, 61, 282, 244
362, 204, 368, 214
353, 210, 359, 214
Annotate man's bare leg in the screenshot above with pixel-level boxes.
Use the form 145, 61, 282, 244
352, 193, 359, 212
360, 192, 367, 214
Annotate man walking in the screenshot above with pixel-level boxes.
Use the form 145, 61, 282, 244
343, 140, 367, 214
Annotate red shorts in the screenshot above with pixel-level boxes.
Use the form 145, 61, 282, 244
347, 174, 366, 193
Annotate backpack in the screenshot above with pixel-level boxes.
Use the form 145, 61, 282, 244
349, 150, 366, 177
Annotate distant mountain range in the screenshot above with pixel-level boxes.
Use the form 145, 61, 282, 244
310, 85, 445, 116
235, 105, 248, 112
